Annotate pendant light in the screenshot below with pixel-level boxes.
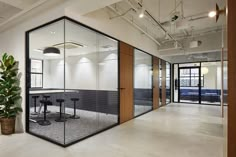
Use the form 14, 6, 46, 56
201, 67, 209, 75
43, 47, 60, 56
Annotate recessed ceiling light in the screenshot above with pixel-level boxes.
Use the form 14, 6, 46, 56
208, 11, 217, 18
50, 31, 56, 34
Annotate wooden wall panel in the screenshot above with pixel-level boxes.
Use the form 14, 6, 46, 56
161, 60, 166, 106
153, 57, 159, 110
119, 42, 134, 124
228, 0, 236, 156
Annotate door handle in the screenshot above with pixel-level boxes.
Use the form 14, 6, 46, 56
120, 88, 126, 90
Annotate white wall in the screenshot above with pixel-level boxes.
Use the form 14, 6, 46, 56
43, 51, 118, 91
202, 65, 221, 90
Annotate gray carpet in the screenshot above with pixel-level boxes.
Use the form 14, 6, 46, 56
29, 106, 118, 145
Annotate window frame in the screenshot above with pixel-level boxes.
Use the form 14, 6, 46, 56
30, 59, 43, 88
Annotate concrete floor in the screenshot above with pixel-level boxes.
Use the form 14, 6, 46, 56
0, 103, 224, 157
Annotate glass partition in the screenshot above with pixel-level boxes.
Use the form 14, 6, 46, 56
27, 18, 119, 146
173, 64, 178, 102
201, 62, 221, 105
134, 49, 153, 116
173, 61, 224, 105
166, 62, 171, 104
159, 59, 162, 106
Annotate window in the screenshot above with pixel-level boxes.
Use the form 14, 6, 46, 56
30, 59, 43, 88
179, 69, 204, 87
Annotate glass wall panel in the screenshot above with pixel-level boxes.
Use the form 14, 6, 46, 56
159, 59, 162, 106
179, 67, 200, 103
27, 18, 119, 146
28, 20, 65, 144
64, 20, 118, 144
166, 62, 171, 104
134, 49, 153, 116
223, 61, 228, 105
201, 62, 221, 105
173, 64, 178, 102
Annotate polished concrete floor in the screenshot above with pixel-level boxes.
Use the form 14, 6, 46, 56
0, 103, 224, 157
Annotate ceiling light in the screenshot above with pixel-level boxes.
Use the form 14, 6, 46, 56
43, 47, 60, 56
50, 31, 56, 34
201, 67, 209, 75
53, 42, 86, 49
208, 11, 217, 18
139, 7, 145, 18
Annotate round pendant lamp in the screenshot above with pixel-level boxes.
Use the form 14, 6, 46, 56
43, 47, 60, 56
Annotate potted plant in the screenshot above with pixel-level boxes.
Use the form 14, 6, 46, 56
0, 53, 22, 135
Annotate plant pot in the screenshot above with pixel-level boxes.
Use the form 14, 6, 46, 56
1, 117, 15, 135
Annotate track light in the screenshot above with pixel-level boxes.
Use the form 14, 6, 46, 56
139, 7, 145, 18
208, 11, 217, 18
208, 3, 226, 22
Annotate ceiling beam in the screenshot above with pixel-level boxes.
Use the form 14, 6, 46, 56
0, 0, 36, 10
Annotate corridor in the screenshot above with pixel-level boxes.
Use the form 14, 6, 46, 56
0, 103, 224, 157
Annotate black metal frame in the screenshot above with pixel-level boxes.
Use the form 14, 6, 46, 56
26, 16, 121, 147
173, 61, 223, 105
25, 16, 172, 147
178, 66, 201, 104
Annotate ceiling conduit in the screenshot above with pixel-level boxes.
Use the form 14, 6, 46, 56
107, 5, 161, 46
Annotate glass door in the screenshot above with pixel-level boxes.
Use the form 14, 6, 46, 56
178, 67, 200, 103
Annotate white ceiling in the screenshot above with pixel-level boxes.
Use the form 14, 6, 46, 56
0, 0, 41, 24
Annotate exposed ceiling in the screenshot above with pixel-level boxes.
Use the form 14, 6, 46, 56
0, 0, 43, 24
106, 0, 226, 52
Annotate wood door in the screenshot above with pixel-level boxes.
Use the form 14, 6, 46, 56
228, 0, 236, 156
161, 60, 166, 106
153, 57, 159, 110
119, 42, 134, 124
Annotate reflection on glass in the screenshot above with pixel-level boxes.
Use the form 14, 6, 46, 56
166, 62, 171, 104
223, 61, 228, 105
134, 49, 153, 116
201, 62, 221, 105
27, 18, 118, 146
179, 68, 200, 103
159, 59, 162, 106
174, 64, 178, 102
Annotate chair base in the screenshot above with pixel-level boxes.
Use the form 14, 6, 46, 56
42, 110, 51, 114
38, 120, 51, 126
31, 112, 38, 115
70, 115, 80, 119
55, 118, 67, 122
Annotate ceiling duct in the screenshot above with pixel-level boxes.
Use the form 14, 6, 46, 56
53, 42, 86, 49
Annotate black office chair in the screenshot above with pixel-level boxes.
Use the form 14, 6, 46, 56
31, 95, 39, 115
38, 100, 51, 126
70, 98, 80, 119
55, 99, 66, 122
